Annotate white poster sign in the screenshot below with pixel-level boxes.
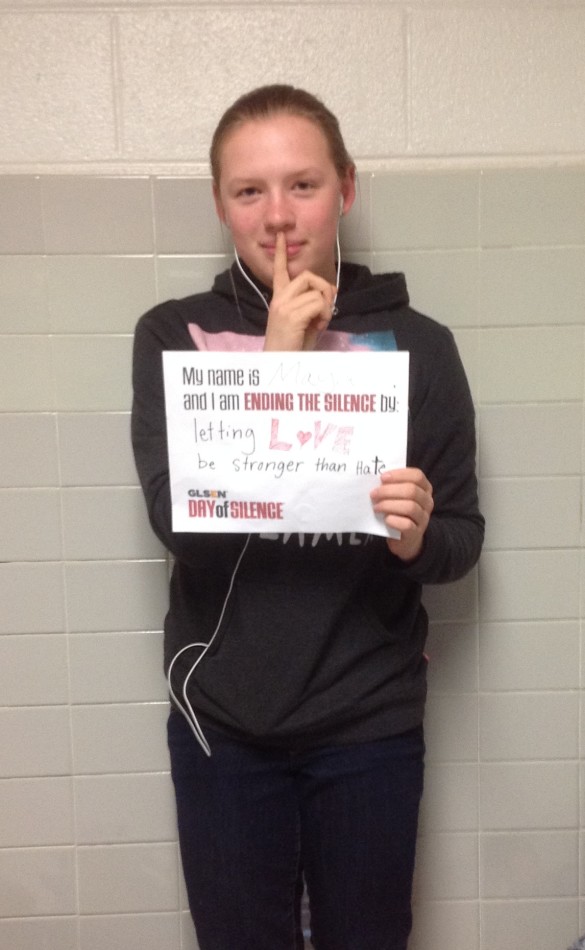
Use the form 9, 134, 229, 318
163, 351, 409, 537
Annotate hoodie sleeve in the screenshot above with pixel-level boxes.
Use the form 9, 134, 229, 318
396, 321, 484, 585
131, 306, 246, 566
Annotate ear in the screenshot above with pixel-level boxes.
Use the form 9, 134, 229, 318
213, 184, 229, 227
339, 165, 357, 217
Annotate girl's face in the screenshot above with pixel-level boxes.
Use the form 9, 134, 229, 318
214, 113, 355, 288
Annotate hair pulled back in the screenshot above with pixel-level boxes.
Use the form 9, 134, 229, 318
210, 84, 354, 186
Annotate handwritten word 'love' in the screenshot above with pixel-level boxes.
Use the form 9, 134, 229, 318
269, 419, 353, 454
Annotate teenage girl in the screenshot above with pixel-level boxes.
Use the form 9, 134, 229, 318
132, 84, 484, 950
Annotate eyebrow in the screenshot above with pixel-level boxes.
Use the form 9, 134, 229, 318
228, 167, 324, 186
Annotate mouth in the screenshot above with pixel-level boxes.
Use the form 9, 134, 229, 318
262, 241, 304, 258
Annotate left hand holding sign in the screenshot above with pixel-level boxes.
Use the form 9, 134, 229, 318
264, 232, 337, 352
370, 468, 434, 562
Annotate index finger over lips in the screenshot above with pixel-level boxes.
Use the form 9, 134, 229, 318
272, 232, 290, 294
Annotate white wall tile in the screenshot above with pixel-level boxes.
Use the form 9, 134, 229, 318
480, 247, 585, 328
0, 777, 74, 847
0, 847, 76, 917
414, 833, 478, 900
0, 916, 77, 950
0, 634, 69, 706
479, 550, 580, 622
480, 831, 578, 899
58, 413, 137, 487
47, 256, 156, 334
0, 336, 55, 411
581, 766, 585, 827
71, 702, 169, 774
480, 477, 582, 550
65, 560, 168, 633
424, 693, 478, 763
69, 631, 167, 704
62, 487, 164, 560
480, 762, 579, 831
156, 255, 231, 303
0, 489, 62, 561
479, 404, 583, 478
479, 621, 579, 692
0, 13, 115, 163
119, 8, 405, 160
419, 763, 478, 833
411, 12, 585, 155
0, 414, 59, 488
481, 899, 578, 950
77, 842, 179, 913
79, 913, 181, 950
410, 900, 479, 950
479, 326, 583, 404
53, 336, 133, 412
0, 257, 48, 333
0, 707, 71, 778
75, 772, 176, 844
0, 563, 65, 635
480, 692, 578, 761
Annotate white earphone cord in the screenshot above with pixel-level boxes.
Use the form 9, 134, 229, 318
167, 534, 251, 757
168, 209, 343, 756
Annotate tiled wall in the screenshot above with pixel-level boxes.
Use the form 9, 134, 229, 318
2, 0, 585, 946
0, 168, 583, 950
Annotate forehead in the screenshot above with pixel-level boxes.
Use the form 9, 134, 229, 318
218, 114, 335, 180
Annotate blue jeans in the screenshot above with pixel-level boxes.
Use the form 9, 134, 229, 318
168, 709, 424, 950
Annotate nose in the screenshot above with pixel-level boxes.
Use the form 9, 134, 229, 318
264, 192, 294, 232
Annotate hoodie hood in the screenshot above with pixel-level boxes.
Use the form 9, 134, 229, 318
211, 260, 411, 329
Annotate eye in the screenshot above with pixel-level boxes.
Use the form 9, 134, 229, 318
293, 180, 315, 192
236, 186, 260, 200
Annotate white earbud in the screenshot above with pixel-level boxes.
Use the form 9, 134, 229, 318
339, 196, 344, 218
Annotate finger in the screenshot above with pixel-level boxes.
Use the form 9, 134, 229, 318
302, 313, 333, 351
290, 271, 336, 303
370, 482, 434, 511
373, 498, 433, 528
378, 468, 433, 494
272, 231, 290, 294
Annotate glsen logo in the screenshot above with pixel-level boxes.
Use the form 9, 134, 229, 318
188, 489, 228, 499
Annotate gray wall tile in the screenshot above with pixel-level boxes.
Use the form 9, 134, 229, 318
47, 257, 156, 334
481, 168, 585, 247
372, 171, 480, 251
42, 179, 154, 254
0, 178, 44, 253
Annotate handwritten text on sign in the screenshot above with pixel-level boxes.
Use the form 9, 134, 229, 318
163, 351, 409, 536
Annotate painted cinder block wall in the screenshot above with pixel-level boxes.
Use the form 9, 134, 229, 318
0, 3, 584, 950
